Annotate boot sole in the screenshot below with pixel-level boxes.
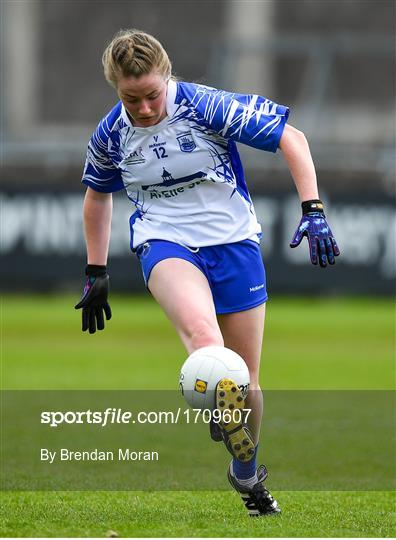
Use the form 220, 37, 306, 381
216, 378, 255, 462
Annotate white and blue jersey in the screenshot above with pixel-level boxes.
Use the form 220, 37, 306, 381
82, 79, 289, 249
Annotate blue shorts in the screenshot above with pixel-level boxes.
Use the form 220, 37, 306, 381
135, 239, 268, 314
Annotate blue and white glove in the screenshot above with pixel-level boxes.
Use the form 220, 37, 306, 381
290, 199, 340, 267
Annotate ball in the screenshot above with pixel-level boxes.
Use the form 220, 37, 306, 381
179, 346, 250, 410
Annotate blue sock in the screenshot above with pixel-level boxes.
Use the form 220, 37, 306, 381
232, 445, 258, 479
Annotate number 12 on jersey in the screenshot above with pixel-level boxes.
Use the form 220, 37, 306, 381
153, 147, 168, 159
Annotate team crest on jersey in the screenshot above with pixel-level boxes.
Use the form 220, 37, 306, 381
176, 132, 196, 153
123, 147, 146, 165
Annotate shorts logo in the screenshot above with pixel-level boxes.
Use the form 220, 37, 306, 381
194, 379, 207, 394
176, 132, 196, 153
250, 284, 265, 292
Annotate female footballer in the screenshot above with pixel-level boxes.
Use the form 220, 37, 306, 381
75, 29, 339, 517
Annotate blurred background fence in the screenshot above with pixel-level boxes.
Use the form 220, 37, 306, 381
1, 0, 395, 294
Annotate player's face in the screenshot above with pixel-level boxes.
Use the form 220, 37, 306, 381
117, 72, 168, 128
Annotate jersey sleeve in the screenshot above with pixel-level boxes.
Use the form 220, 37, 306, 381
81, 118, 125, 193
175, 82, 290, 153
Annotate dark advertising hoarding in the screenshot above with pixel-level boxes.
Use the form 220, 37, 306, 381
1, 186, 395, 295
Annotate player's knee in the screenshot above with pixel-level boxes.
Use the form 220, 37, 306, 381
185, 319, 223, 352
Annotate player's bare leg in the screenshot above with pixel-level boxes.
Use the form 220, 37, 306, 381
148, 258, 224, 353
217, 303, 266, 445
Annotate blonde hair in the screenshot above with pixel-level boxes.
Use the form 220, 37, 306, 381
102, 29, 172, 87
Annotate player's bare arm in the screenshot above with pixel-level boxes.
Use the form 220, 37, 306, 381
279, 123, 319, 202
83, 187, 112, 265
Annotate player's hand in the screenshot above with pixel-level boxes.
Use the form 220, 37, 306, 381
290, 199, 340, 267
75, 265, 112, 333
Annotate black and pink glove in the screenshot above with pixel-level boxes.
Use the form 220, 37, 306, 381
75, 265, 112, 333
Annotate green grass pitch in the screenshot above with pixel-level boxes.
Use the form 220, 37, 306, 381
1, 295, 395, 537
